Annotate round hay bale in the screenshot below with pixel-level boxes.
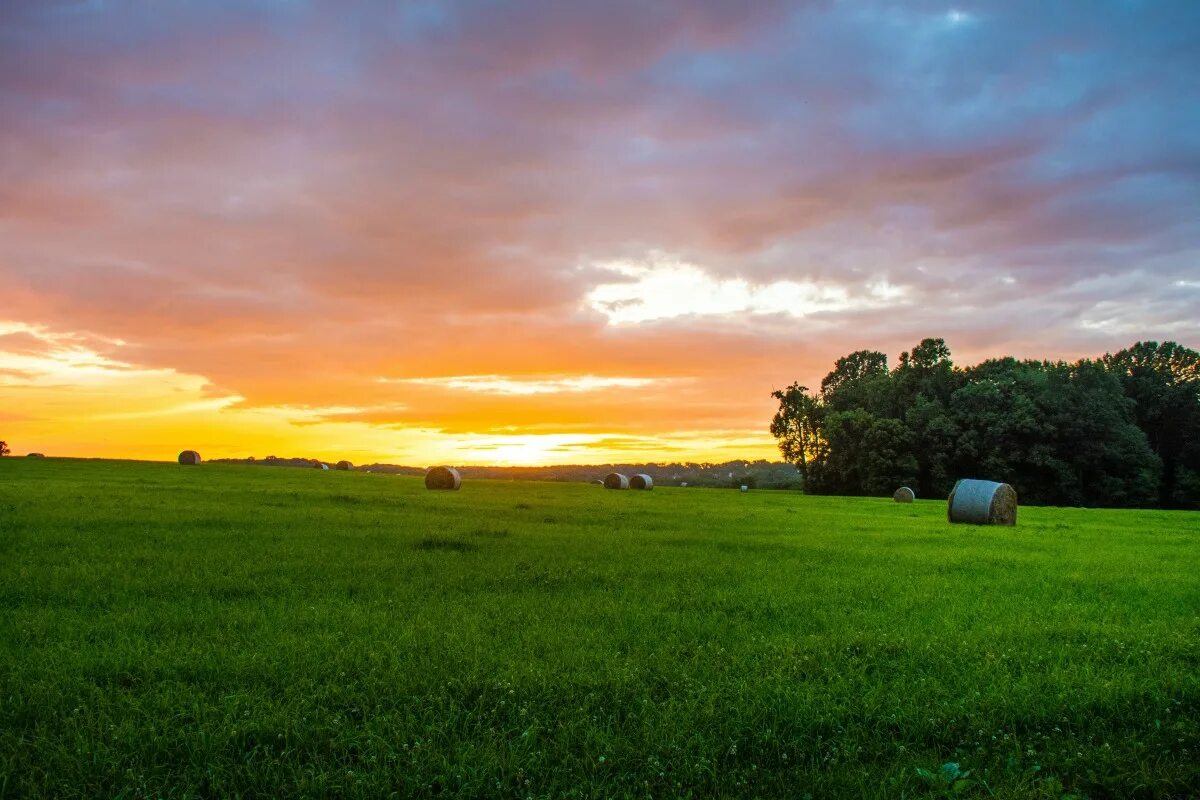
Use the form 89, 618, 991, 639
893, 486, 915, 503
178, 450, 201, 465
679, 481, 688, 487
335, 460, 353, 471
947, 479, 1017, 525
603, 472, 629, 490
629, 473, 654, 490
318, 463, 329, 470
425, 466, 462, 490
27, 452, 45, 458
740, 485, 749, 493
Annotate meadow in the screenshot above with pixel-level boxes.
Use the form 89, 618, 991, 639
1, 459, 1198, 799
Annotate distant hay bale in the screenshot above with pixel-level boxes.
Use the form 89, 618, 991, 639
178, 450, 201, 465
740, 485, 749, 492
27, 452, 45, 458
947, 479, 1017, 526
603, 472, 629, 490
629, 473, 654, 490
893, 486, 915, 503
680, 481, 688, 487
335, 460, 353, 471
425, 466, 462, 490
319, 463, 329, 470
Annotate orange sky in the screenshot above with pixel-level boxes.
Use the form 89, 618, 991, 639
0, 319, 785, 464
2, 3, 1197, 466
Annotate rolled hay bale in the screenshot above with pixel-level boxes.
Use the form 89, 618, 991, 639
27, 452, 45, 458
318, 463, 330, 470
603, 472, 629, 490
178, 450, 202, 465
629, 473, 654, 490
425, 466, 462, 490
893, 486, 915, 503
740, 485, 749, 493
335, 460, 353, 471
947, 479, 1017, 526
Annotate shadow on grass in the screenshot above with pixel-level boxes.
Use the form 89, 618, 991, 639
414, 536, 478, 552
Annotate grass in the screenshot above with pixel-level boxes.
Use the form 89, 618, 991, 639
1, 458, 1198, 799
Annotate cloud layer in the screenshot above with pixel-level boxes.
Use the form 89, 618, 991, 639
1, 1, 1197, 462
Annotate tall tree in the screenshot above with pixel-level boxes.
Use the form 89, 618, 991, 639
772, 338, 1185, 507
1102, 342, 1200, 506
769, 384, 825, 486
820, 350, 889, 410
0, 441, 9, 456
893, 338, 960, 497
948, 358, 1159, 506
820, 409, 917, 495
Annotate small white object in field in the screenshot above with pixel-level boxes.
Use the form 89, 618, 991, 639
740, 485, 748, 492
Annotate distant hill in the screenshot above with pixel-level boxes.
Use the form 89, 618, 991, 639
207, 457, 802, 490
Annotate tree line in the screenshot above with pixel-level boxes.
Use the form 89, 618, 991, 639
770, 339, 1200, 508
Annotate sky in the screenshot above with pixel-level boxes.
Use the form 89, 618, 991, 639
1, 0, 1198, 466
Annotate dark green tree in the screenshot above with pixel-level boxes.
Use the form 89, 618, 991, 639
949, 358, 1159, 506
0, 441, 9, 457
1102, 341, 1200, 506
820, 350, 889, 410
819, 409, 917, 495
769, 384, 826, 486
771, 339, 1191, 507
893, 338, 961, 497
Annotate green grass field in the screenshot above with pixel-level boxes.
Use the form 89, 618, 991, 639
2, 459, 1198, 799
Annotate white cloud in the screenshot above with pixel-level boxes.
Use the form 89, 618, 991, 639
583, 255, 907, 325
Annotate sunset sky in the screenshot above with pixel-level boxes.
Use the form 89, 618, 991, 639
2, 1, 1198, 466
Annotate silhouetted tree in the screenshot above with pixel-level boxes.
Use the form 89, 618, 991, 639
0, 441, 9, 456
769, 384, 825, 485
771, 338, 1188, 507
820, 350, 889, 409
1103, 341, 1200, 506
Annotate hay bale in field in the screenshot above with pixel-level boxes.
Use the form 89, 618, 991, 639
603, 472, 629, 490
629, 473, 654, 490
680, 481, 688, 487
335, 460, 353, 471
740, 485, 749, 493
425, 466, 462, 490
947, 479, 1017, 525
27, 452, 45, 458
893, 486, 915, 503
319, 463, 330, 470
178, 450, 201, 465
